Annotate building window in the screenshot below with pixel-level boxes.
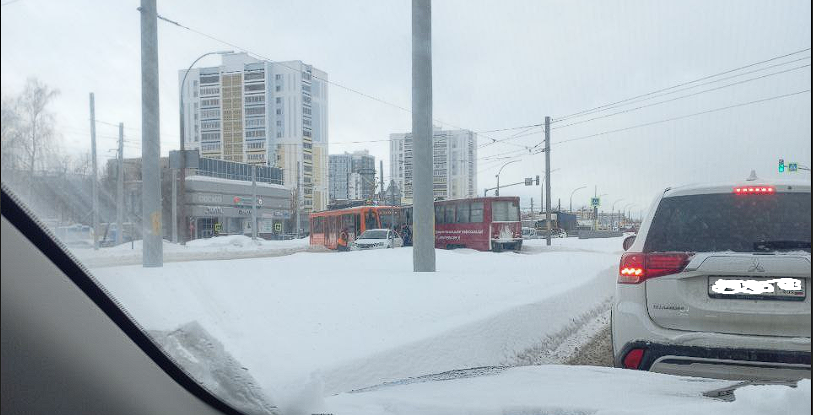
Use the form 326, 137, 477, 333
275, 85, 281, 92
244, 71, 265, 81
245, 106, 265, 116
245, 83, 265, 92
245, 95, 265, 104
200, 98, 219, 107
275, 74, 282, 80
200, 75, 219, 84
245, 118, 265, 128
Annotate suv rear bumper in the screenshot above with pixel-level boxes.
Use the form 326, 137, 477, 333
615, 341, 811, 381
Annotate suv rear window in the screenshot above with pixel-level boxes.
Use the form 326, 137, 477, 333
645, 192, 811, 253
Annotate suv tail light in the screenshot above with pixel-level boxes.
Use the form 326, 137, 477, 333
622, 348, 646, 369
619, 252, 693, 284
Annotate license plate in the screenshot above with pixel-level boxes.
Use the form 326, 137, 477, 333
708, 276, 806, 301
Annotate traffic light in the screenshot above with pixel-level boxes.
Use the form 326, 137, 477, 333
535, 175, 540, 185
779, 158, 785, 173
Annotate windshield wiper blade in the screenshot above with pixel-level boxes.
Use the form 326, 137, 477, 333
753, 240, 811, 251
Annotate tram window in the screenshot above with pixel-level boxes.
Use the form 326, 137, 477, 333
444, 205, 455, 224
435, 206, 444, 224
364, 210, 378, 230
456, 203, 470, 223
342, 214, 355, 234
470, 202, 484, 223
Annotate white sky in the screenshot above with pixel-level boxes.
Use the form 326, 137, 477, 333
2, 0, 810, 214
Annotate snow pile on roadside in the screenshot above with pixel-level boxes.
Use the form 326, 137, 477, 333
148, 321, 279, 415
93, 239, 622, 409
323, 365, 809, 415
69, 236, 312, 267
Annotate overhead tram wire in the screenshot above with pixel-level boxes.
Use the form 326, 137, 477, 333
530, 89, 812, 150
453, 48, 813, 142
550, 63, 811, 130
551, 47, 812, 123
467, 60, 812, 148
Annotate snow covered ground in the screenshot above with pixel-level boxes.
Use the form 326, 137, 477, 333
70, 235, 313, 267
326, 366, 810, 415
86, 236, 809, 414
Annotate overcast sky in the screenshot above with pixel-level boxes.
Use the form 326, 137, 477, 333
2, 0, 810, 214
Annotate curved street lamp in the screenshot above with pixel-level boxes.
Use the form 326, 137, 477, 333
177, 50, 234, 244
569, 186, 587, 212
495, 160, 519, 196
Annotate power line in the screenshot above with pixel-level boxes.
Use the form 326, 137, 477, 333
543, 89, 811, 148
552, 47, 811, 123
478, 125, 542, 149
551, 63, 811, 130
466, 58, 812, 149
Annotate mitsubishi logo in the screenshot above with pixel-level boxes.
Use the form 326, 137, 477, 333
747, 259, 766, 273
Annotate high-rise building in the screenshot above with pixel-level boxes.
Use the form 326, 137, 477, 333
389, 128, 477, 204
179, 53, 328, 212
328, 150, 376, 202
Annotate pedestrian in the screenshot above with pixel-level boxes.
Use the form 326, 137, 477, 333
337, 227, 349, 252
402, 224, 412, 246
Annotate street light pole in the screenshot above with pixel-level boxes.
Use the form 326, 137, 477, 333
611, 199, 625, 231
569, 186, 587, 213
495, 160, 519, 197
177, 50, 233, 245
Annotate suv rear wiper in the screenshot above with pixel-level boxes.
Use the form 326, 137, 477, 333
753, 240, 811, 252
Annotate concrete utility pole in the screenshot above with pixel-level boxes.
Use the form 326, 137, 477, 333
140, 0, 162, 267
380, 160, 385, 202
295, 160, 301, 238
412, 0, 435, 272
251, 165, 257, 240
171, 169, 177, 242
89, 93, 99, 250
593, 186, 598, 231
544, 116, 552, 246
116, 123, 124, 245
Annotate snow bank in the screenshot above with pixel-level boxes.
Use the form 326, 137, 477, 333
325, 366, 809, 415
70, 236, 311, 267
92, 238, 622, 410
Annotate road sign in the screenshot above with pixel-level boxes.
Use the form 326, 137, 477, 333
591, 197, 600, 207
788, 162, 798, 172
525, 178, 533, 186
274, 222, 282, 233
169, 149, 200, 169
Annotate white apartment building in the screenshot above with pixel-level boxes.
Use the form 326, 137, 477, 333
328, 150, 376, 202
389, 128, 477, 204
179, 53, 329, 212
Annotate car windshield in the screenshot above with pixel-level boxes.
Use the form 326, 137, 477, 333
360, 230, 388, 239
645, 193, 811, 253
2, 1, 810, 414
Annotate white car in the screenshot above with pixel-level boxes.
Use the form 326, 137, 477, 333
351, 229, 403, 250
611, 178, 811, 381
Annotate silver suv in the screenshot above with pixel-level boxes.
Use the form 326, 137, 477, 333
611, 178, 811, 381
